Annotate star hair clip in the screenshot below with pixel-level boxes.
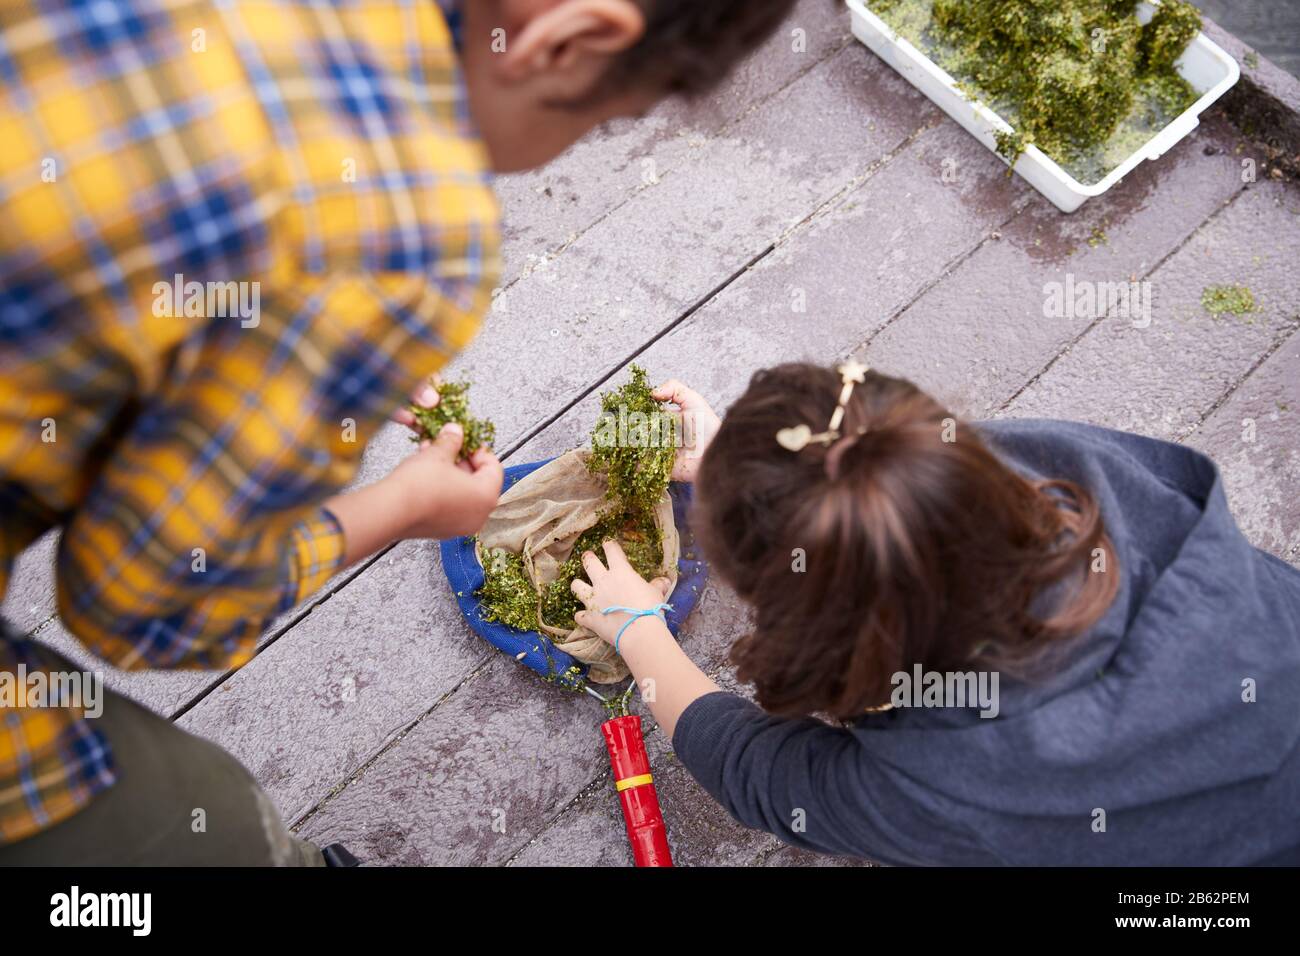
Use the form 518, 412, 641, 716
775, 360, 869, 452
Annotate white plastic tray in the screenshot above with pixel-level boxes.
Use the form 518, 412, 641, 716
846, 0, 1241, 212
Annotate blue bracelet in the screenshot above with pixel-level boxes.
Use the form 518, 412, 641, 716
602, 603, 673, 655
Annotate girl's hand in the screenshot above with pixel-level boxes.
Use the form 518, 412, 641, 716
570, 541, 673, 646
653, 379, 720, 483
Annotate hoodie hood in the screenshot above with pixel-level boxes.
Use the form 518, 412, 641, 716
852, 419, 1300, 862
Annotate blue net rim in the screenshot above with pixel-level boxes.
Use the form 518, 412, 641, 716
440, 458, 708, 688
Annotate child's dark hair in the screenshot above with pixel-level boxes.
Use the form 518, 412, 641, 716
694, 364, 1118, 720
609, 0, 799, 96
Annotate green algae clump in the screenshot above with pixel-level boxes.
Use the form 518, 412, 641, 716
538, 510, 663, 630
478, 364, 678, 634
588, 364, 678, 516
409, 380, 496, 459
541, 364, 676, 629
477, 547, 539, 632
1201, 284, 1257, 316
870, 0, 1202, 180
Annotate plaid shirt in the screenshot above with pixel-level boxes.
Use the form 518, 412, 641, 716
0, 0, 498, 845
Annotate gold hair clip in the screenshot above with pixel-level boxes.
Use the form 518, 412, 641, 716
775, 361, 870, 452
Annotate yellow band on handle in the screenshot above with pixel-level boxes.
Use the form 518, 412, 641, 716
615, 773, 654, 792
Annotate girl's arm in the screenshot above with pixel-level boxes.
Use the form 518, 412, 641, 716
606, 613, 718, 739
572, 541, 912, 863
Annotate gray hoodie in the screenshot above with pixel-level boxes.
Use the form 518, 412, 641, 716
673, 419, 1300, 865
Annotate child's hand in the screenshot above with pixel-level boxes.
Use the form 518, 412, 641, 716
391, 376, 441, 432
570, 541, 673, 646
653, 379, 720, 483
388, 423, 504, 539
326, 417, 502, 566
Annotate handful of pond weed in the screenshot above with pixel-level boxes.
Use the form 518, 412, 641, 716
473, 366, 680, 679
408, 380, 496, 460
588, 365, 679, 516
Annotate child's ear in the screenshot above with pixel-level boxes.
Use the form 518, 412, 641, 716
498, 0, 645, 83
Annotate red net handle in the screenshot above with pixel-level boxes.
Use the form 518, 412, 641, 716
601, 715, 673, 867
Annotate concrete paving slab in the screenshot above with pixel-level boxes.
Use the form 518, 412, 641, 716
495, 0, 853, 286
855, 114, 1256, 418
291, 594, 762, 864
1184, 330, 1300, 565
175, 539, 494, 822
507, 701, 785, 867
1006, 181, 1300, 439
502, 648, 771, 867
293, 654, 612, 865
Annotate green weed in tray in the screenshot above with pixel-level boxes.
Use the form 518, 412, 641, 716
869, 0, 1202, 185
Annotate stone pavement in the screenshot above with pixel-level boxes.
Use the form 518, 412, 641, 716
5, 1, 1298, 866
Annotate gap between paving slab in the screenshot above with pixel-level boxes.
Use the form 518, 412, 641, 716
1185, 331, 1300, 566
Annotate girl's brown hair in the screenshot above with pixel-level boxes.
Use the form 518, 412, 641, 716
694, 364, 1118, 720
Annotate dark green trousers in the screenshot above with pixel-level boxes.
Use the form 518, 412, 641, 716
0, 648, 323, 866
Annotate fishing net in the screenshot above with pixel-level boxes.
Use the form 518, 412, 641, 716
474, 449, 680, 683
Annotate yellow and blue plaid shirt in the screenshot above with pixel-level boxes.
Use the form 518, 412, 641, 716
0, 0, 499, 844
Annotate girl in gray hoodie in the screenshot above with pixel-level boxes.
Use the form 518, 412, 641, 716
569, 364, 1300, 865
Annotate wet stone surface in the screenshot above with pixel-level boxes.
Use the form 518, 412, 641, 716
9, 5, 1299, 866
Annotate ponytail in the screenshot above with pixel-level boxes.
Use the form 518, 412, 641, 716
695, 364, 1118, 719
